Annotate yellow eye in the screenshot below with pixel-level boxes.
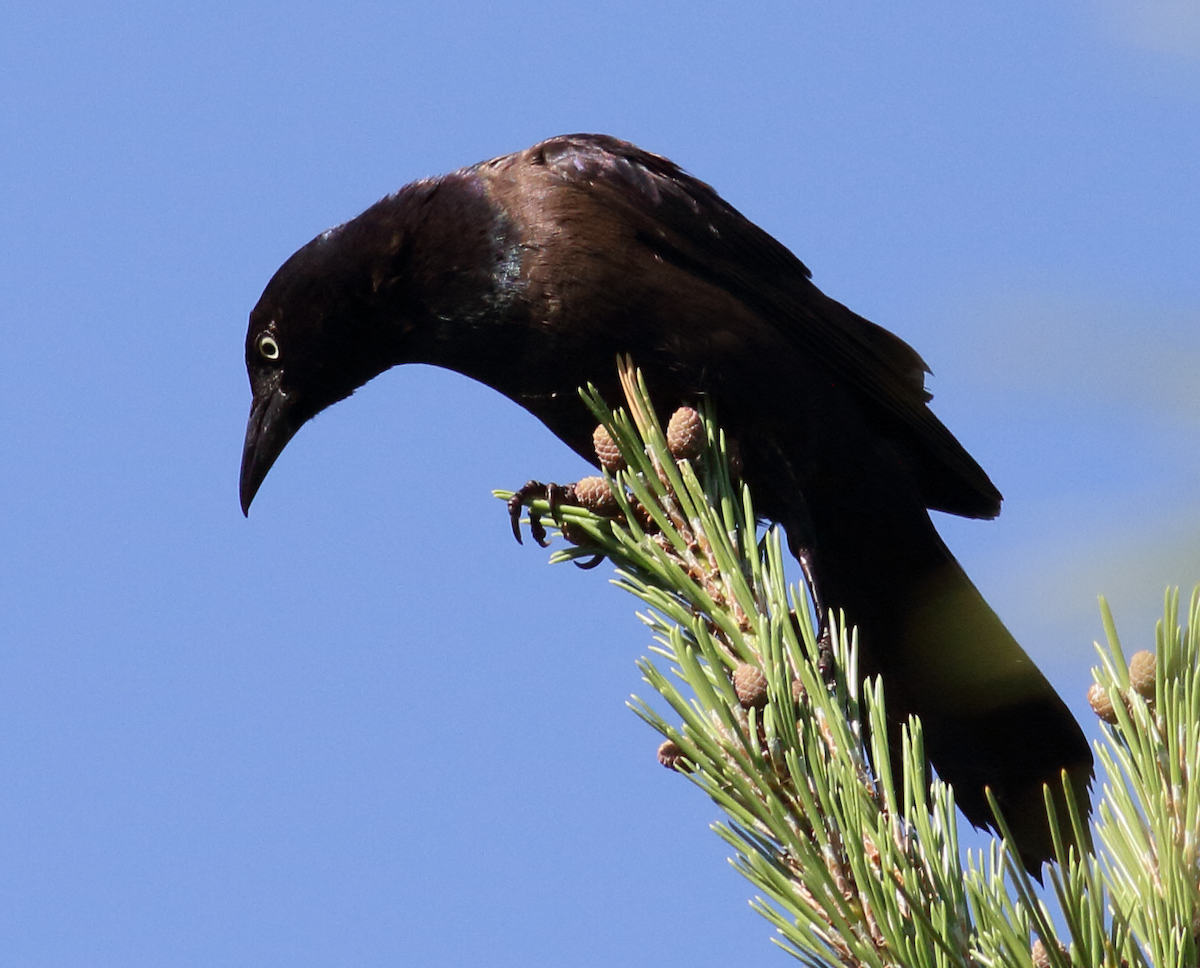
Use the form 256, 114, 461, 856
257, 333, 280, 361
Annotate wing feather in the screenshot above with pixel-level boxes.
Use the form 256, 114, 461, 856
518, 134, 1000, 518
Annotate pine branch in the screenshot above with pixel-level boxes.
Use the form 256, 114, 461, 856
495, 358, 1200, 967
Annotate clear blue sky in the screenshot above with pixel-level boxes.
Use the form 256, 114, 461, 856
3, 2, 1198, 965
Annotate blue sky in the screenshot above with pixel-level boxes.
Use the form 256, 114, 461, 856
3, 2, 1198, 965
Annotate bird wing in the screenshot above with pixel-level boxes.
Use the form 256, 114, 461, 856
523, 134, 1001, 519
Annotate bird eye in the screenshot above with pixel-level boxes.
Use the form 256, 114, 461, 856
257, 334, 280, 361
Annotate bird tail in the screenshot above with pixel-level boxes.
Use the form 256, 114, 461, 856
886, 553, 1094, 872
792, 483, 1093, 873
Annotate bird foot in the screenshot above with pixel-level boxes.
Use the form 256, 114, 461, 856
507, 480, 579, 547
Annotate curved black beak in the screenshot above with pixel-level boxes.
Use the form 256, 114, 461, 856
239, 377, 301, 515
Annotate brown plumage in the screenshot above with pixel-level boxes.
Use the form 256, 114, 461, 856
239, 134, 1092, 871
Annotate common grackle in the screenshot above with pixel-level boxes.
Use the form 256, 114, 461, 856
239, 134, 1092, 871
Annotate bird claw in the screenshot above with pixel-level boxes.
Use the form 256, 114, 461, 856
507, 480, 578, 547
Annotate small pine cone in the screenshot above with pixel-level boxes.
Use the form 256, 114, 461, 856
592, 424, 625, 471
657, 739, 691, 772
1088, 681, 1118, 724
573, 476, 619, 517
666, 406, 705, 460
1030, 938, 1068, 968
733, 663, 769, 709
1128, 650, 1156, 701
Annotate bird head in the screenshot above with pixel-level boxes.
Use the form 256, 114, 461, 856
238, 222, 413, 515
238, 172, 538, 514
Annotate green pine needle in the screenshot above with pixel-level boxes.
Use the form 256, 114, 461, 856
494, 358, 1199, 967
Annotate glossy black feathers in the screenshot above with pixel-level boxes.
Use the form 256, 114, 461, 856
240, 134, 1092, 871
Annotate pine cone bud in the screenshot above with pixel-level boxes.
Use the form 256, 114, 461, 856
657, 739, 691, 772
1087, 681, 1118, 724
1128, 650, 1156, 701
733, 663, 769, 709
1030, 938, 1067, 968
666, 406, 705, 460
573, 476, 619, 517
592, 424, 625, 471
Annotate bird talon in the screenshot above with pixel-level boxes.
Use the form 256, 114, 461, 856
508, 482, 537, 544
545, 482, 576, 518
241, 134, 1095, 871
507, 503, 525, 545
507, 480, 579, 548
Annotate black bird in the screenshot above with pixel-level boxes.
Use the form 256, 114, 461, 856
239, 134, 1092, 871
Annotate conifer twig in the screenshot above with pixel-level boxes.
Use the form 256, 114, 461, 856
496, 358, 1199, 967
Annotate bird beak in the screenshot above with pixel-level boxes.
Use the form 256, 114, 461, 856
239, 376, 301, 515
